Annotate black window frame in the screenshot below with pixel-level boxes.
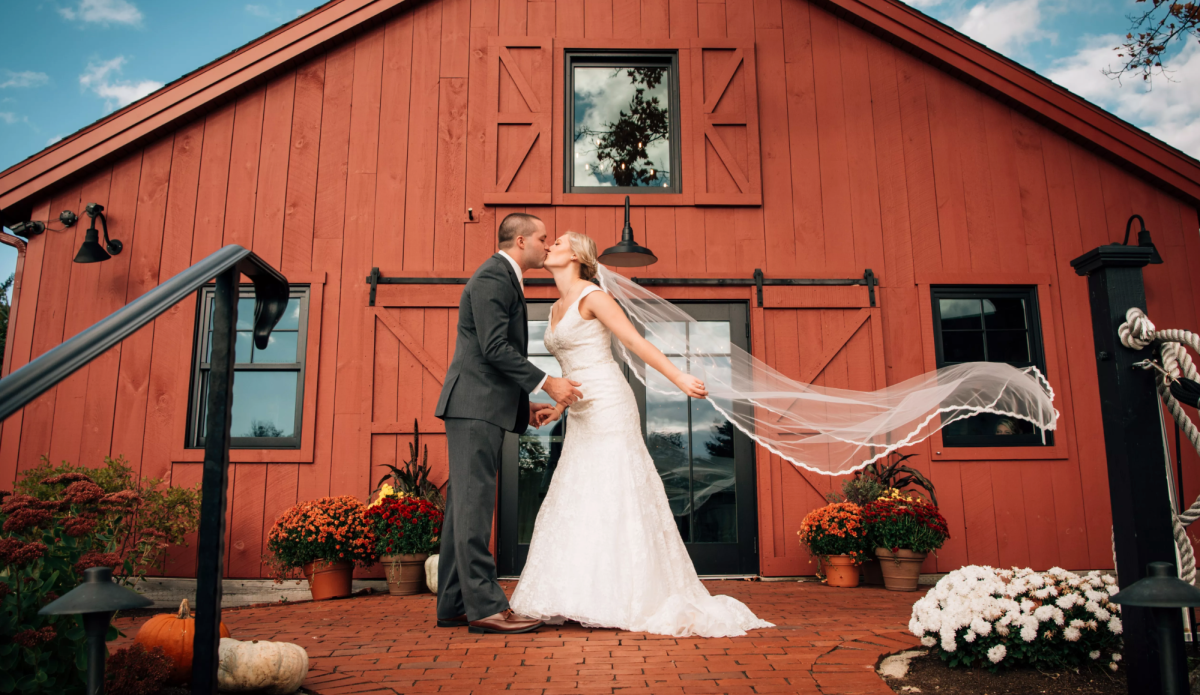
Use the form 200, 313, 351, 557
564, 50, 683, 195
931, 285, 1053, 448
186, 284, 310, 450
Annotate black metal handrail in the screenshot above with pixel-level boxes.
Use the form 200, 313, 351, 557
0, 244, 289, 694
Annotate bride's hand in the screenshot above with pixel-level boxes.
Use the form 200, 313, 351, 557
673, 373, 708, 399
535, 407, 562, 428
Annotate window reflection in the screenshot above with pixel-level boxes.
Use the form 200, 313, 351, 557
517, 322, 566, 544
572, 64, 673, 189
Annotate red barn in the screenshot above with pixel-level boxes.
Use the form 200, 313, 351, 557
2, 0, 1199, 581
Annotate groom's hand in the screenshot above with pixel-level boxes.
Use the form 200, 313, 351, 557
543, 376, 583, 406
529, 402, 554, 427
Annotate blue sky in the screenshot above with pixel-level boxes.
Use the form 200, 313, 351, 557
0, 0, 1197, 300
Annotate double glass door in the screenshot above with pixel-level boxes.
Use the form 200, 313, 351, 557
497, 302, 757, 577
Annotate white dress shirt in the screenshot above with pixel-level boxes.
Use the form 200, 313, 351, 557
498, 249, 548, 395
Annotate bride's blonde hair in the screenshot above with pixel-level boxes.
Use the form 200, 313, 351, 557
563, 231, 599, 282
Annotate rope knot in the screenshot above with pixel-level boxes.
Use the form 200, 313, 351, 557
1119, 307, 1156, 350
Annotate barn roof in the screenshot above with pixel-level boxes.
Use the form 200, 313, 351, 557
2, 0, 1200, 222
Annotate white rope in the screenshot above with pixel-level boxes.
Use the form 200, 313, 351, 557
1118, 307, 1200, 585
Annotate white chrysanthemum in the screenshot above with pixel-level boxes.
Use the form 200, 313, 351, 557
921, 635, 937, 647
1112, 653, 1122, 662
1106, 585, 1120, 595
1028, 574, 1046, 588
1085, 590, 1105, 603
1102, 575, 1117, 585
996, 624, 1010, 636
1109, 662, 1119, 672
987, 644, 1006, 664
941, 633, 958, 653
1109, 617, 1123, 635
1034, 605, 1056, 622
964, 630, 977, 643
1089, 650, 1100, 660
971, 617, 993, 636
1064, 627, 1081, 642
1021, 599, 1035, 613
1021, 625, 1037, 642
909, 617, 923, 635
1056, 594, 1078, 609
1033, 588, 1052, 600
1069, 619, 1086, 629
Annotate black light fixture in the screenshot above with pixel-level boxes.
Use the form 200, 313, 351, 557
39, 566, 153, 694
598, 196, 657, 267
74, 203, 122, 264
1120, 213, 1164, 264
1109, 561, 1200, 695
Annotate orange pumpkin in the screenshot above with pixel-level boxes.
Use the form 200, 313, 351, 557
134, 599, 231, 685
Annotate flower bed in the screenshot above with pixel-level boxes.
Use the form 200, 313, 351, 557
909, 566, 1123, 672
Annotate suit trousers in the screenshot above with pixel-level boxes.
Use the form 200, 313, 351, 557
437, 417, 510, 621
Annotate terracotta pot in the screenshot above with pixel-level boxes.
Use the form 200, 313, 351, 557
819, 555, 861, 588
303, 560, 353, 600
860, 557, 885, 586
382, 554, 428, 596
875, 548, 927, 592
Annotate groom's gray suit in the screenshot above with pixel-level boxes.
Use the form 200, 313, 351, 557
435, 253, 546, 621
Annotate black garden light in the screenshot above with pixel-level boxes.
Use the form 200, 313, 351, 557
598, 196, 657, 267
1109, 561, 1200, 695
1119, 214, 1164, 265
74, 203, 123, 264
39, 566, 153, 695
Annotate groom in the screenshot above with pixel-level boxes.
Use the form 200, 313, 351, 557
434, 213, 583, 634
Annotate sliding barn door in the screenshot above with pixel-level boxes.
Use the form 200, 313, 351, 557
752, 285, 887, 577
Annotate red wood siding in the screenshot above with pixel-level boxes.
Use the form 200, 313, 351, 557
3, 0, 1198, 578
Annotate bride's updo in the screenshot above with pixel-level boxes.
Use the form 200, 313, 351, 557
564, 231, 599, 282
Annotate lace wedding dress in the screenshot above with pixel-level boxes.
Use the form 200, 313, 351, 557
509, 285, 773, 638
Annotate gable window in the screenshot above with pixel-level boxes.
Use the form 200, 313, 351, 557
931, 286, 1052, 448
187, 286, 309, 449
565, 51, 681, 194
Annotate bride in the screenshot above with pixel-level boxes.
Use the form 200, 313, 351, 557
508, 231, 774, 638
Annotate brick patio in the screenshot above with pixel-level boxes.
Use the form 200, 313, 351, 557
115, 580, 925, 694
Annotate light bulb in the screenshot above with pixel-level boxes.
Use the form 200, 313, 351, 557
649, 169, 655, 177
638, 142, 643, 149
595, 139, 601, 146
662, 182, 668, 187
621, 162, 626, 170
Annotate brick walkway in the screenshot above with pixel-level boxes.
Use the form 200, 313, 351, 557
115, 580, 924, 694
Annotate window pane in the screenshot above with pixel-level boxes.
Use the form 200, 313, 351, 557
982, 298, 1027, 330
529, 321, 549, 355
207, 330, 252, 363
237, 298, 255, 330
690, 397, 737, 543
276, 298, 302, 331
647, 356, 691, 540
647, 321, 687, 355
691, 322, 731, 356
939, 299, 982, 330
229, 371, 298, 438
942, 331, 985, 363
986, 330, 1030, 364
573, 66, 672, 189
253, 332, 298, 363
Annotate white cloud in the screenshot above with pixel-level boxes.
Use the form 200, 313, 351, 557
245, 2, 311, 22
79, 56, 162, 111
955, 0, 1055, 54
0, 71, 50, 89
1047, 36, 1200, 158
59, 0, 143, 26
0, 113, 19, 125
245, 4, 273, 18
46, 135, 65, 146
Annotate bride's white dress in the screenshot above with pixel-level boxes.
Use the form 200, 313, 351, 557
509, 285, 773, 638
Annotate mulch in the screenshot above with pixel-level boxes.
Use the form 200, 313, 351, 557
884, 652, 1126, 694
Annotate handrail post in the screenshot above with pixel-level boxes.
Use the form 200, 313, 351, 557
192, 268, 239, 694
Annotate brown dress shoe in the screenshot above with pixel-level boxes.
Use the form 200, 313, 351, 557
437, 613, 468, 628
468, 609, 544, 634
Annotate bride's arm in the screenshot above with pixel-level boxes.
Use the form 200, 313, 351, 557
581, 291, 708, 399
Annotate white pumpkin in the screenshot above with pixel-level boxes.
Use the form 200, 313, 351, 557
425, 554, 439, 594
217, 637, 308, 694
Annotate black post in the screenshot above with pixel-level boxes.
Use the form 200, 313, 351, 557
1071, 244, 1186, 694
82, 611, 113, 695
192, 268, 238, 695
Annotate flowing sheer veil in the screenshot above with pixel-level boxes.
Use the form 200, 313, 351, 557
595, 264, 1058, 476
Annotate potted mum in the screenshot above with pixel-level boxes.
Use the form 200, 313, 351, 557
365, 489, 443, 595
796, 502, 869, 587
266, 495, 377, 600
862, 489, 950, 592
372, 422, 446, 594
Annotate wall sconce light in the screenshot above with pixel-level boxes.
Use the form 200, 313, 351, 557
1120, 214, 1164, 265
74, 203, 123, 264
598, 196, 657, 267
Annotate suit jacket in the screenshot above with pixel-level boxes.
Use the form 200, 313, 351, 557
435, 253, 547, 434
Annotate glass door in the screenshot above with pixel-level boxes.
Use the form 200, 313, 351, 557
497, 302, 758, 577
